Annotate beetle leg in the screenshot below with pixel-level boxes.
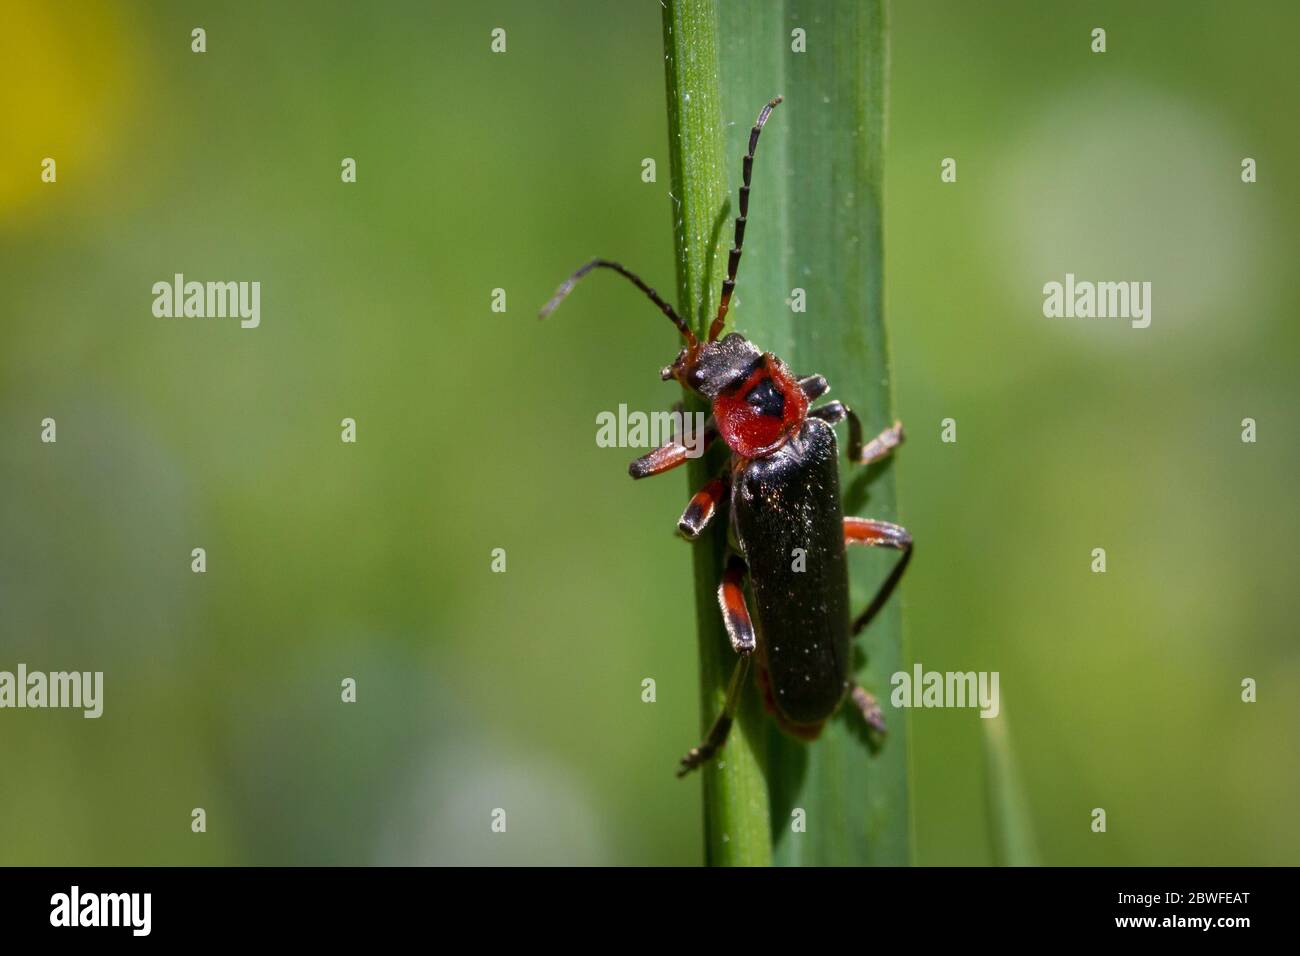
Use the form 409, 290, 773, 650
809, 399, 846, 424
849, 684, 887, 735
676, 555, 758, 776
853, 418, 905, 466
844, 517, 913, 635
798, 374, 829, 400
628, 440, 691, 479
810, 402, 904, 466
678, 474, 729, 539
678, 651, 753, 777
845, 516, 910, 550
627, 413, 717, 479
716, 554, 757, 653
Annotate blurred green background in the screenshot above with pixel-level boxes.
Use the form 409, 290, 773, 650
1, 0, 1296, 865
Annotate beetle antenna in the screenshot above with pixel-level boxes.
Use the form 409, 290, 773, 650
539, 258, 697, 345
708, 96, 782, 343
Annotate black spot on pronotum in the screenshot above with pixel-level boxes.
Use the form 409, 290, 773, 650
745, 377, 785, 418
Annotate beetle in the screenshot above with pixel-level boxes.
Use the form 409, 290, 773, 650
540, 97, 912, 776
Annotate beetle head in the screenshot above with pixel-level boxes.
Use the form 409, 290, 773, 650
664, 332, 808, 457
661, 332, 762, 398
536, 258, 806, 457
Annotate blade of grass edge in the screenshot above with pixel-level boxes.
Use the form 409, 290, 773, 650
662, 0, 773, 868
982, 709, 1040, 866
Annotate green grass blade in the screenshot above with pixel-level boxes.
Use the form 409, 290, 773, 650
662, 0, 773, 868
664, 0, 903, 866
715, 0, 909, 866
982, 709, 1040, 867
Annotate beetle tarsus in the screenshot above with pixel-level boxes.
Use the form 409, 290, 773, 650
846, 409, 904, 466
856, 418, 905, 465
676, 654, 752, 778
850, 684, 888, 735
811, 402, 905, 467
676, 741, 718, 778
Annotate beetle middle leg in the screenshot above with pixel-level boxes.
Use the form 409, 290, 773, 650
677, 473, 729, 539
849, 684, 887, 734
678, 554, 756, 777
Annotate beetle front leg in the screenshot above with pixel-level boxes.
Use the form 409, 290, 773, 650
853, 418, 905, 466
798, 373, 829, 400
628, 409, 717, 479
810, 401, 904, 466
678, 555, 756, 777
844, 516, 913, 636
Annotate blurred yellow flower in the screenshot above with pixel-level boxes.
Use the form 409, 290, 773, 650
0, 0, 133, 221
